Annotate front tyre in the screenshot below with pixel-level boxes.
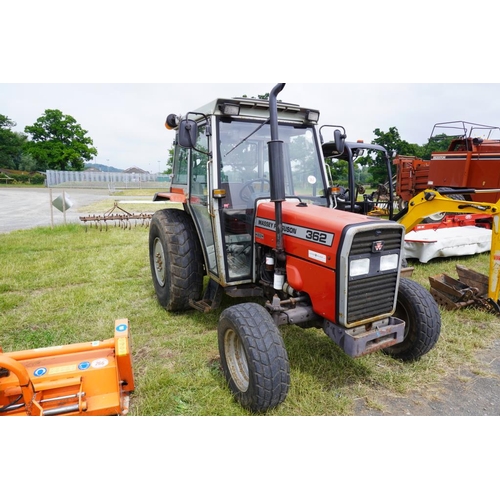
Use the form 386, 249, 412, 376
383, 278, 441, 361
218, 303, 290, 413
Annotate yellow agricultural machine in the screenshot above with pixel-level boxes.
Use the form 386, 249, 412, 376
324, 139, 500, 316
395, 190, 500, 315
0, 319, 135, 416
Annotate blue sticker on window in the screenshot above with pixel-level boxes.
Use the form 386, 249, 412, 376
79, 361, 91, 370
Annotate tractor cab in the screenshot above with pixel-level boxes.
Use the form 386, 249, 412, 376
161, 98, 330, 286
150, 84, 441, 413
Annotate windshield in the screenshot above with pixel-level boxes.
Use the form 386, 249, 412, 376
218, 119, 327, 205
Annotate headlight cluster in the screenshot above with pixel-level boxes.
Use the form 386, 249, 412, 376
350, 258, 370, 277
380, 254, 399, 272
349, 253, 399, 278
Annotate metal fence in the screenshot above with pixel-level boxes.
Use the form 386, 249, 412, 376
45, 170, 171, 191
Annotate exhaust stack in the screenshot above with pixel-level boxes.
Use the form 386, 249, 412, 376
268, 83, 286, 270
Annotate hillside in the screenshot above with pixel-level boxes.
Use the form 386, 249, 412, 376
84, 163, 123, 173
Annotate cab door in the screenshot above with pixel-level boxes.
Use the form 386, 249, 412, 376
186, 121, 220, 279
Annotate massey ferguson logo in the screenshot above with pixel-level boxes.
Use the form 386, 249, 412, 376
372, 240, 384, 252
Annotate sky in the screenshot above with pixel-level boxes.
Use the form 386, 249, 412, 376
2, 3, 499, 173
2, 83, 500, 172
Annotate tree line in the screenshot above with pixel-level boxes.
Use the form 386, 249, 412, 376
0, 110, 97, 173
2, 107, 454, 187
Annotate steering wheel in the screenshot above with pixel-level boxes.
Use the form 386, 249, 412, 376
239, 178, 271, 204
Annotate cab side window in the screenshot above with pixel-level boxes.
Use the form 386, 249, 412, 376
190, 124, 208, 197
172, 145, 188, 185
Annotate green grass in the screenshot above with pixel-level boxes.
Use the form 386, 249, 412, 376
1, 220, 499, 415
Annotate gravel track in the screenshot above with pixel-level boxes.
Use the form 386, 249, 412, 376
0, 187, 113, 233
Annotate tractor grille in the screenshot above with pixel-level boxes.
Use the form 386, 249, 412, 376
346, 226, 403, 325
349, 227, 403, 255
347, 273, 398, 323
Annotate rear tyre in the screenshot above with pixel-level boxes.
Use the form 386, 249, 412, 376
383, 278, 441, 361
149, 209, 204, 311
218, 303, 290, 413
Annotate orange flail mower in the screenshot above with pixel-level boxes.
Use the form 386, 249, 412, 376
0, 319, 135, 416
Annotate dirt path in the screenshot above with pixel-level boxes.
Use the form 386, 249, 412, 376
355, 339, 500, 416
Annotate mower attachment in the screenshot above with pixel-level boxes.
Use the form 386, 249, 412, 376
0, 319, 135, 416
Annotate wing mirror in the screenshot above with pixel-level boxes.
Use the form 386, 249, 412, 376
178, 119, 198, 148
334, 129, 346, 156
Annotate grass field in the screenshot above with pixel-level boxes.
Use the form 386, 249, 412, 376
1, 216, 499, 416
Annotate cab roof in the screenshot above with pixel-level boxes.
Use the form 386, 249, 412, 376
190, 97, 320, 124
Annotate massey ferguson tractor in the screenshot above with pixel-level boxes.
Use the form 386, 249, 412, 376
149, 83, 441, 413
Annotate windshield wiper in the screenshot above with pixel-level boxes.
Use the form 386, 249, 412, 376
224, 119, 270, 157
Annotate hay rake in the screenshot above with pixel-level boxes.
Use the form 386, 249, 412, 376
80, 202, 153, 231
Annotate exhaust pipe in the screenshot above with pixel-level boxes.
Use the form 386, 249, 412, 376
268, 83, 286, 270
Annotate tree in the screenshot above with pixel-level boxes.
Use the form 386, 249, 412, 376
18, 152, 38, 172
0, 114, 26, 169
370, 127, 421, 185
326, 157, 349, 184
419, 133, 454, 159
167, 145, 175, 172
24, 109, 97, 171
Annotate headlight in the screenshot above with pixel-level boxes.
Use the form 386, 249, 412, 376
380, 254, 399, 271
350, 258, 370, 277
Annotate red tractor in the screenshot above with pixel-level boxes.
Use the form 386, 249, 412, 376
149, 84, 441, 412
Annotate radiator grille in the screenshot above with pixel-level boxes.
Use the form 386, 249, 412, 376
349, 227, 403, 255
346, 226, 403, 324
347, 273, 398, 323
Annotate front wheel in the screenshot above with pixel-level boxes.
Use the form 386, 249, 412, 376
218, 303, 290, 413
383, 278, 441, 361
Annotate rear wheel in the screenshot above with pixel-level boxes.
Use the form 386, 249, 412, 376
383, 278, 441, 361
218, 303, 290, 413
149, 209, 204, 311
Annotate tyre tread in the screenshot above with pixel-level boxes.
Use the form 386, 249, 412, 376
385, 278, 441, 361
219, 303, 290, 412
149, 209, 204, 311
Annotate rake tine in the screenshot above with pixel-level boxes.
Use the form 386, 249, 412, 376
80, 208, 153, 231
